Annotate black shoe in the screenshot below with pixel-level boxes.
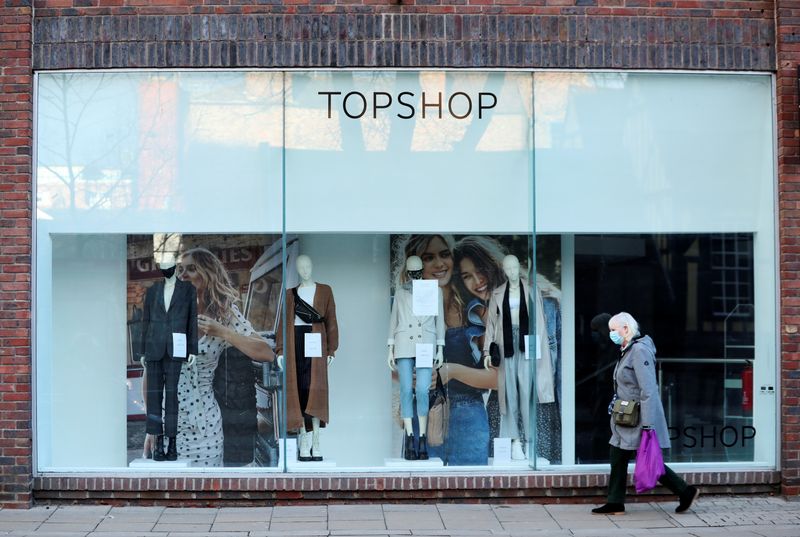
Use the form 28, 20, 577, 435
403, 434, 418, 461
165, 436, 177, 461
676, 486, 699, 513
152, 435, 165, 461
591, 503, 625, 515
311, 447, 323, 462
417, 435, 429, 460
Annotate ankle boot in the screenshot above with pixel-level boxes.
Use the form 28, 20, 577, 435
403, 433, 418, 461
417, 435, 429, 460
152, 435, 165, 461
298, 430, 313, 462
165, 436, 177, 461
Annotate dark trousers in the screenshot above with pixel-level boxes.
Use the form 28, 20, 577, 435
145, 355, 183, 436
607, 445, 688, 504
294, 325, 314, 431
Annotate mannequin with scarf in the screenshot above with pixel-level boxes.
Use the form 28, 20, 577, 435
139, 258, 198, 461
388, 255, 445, 460
276, 255, 338, 462
483, 255, 555, 460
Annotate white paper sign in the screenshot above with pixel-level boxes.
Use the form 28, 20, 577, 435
172, 333, 187, 358
523, 335, 542, 360
304, 332, 322, 358
412, 280, 438, 316
493, 438, 512, 464
415, 343, 434, 368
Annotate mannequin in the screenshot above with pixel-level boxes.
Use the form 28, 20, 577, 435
276, 254, 338, 462
388, 255, 445, 461
483, 254, 555, 461
139, 258, 198, 461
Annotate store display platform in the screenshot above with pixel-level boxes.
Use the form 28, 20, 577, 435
128, 458, 192, 468
384, 457, 444, 468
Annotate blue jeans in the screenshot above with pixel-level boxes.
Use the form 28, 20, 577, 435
396, 358, 432, 419
428, 395, 489, 465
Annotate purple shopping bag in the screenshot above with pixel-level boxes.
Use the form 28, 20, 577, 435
634, 429, 666, 493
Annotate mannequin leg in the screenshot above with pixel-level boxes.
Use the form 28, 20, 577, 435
298, 428, 312, 461
397, 358, 414, 421
402, 417, 417, 460
144, 357, 166, 436
163, 359, 183, 432
517, 344, 532, 458
311, 417, 322, 461
501, 353, 521, 441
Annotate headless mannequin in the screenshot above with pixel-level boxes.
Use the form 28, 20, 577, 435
277, 255, 333, 462
140, 259, 196, 462
388, 256, 444, 460
483, 254, 528, 460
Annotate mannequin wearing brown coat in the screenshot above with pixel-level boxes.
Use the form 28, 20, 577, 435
276, 255, 339, 461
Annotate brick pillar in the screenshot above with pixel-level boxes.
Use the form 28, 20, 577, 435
0, 0, 33, 508
777, 0, 800, 497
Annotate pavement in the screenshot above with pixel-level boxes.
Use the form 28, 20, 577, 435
2, 496, 800, 537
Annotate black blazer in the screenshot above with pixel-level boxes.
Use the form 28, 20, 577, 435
139, 278, 199, 361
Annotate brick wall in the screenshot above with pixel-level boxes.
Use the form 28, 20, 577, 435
32, 471, 780, 505
777, 0, 800, 497
0, 0, 792, 507
0, 0, 33, 509
31, 4, 775, 70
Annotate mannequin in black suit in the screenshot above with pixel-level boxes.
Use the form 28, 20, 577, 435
139, 260, 199, 461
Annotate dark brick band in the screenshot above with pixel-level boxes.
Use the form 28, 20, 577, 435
32, 14, 775, 70
33, 471, 780, 505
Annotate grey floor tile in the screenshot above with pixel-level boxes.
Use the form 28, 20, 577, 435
210, 523, 269, 532
93, 521, 157, 532
0, 522, 43, 531
152, 524, 212, 533
37, 523, 101, 532
271, 507, 327, 518
158, 514, 216, 524
329, 520, 387, 530
214, 509, 272, 523
384, 514, 443, 531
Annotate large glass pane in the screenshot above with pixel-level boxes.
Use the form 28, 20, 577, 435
280, 72, 537, 470
36, 72, 284, 470
534, 71, 775, 467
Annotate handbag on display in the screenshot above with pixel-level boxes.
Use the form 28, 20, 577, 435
634, 429, 665, 493
612, 398, 640, 427
426, 371, 448, 447
489, 342, 501, 367
292, 287, 325, 324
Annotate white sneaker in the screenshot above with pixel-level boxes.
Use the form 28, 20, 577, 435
511, 439, 526, 460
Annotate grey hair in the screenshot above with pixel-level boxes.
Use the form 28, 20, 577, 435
610, 312, 640, 338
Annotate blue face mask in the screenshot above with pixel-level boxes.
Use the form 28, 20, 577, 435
609, 330, 624, 346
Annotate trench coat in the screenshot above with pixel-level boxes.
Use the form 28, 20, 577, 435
484, 279, 555, 413
609, 335, 670, 450
275, 283, 339, 430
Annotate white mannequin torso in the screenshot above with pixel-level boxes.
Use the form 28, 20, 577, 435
163, 274, 176, 311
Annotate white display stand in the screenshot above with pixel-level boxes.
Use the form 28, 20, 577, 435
128, 458, 192, 469
490, 456, 551, 468
288, 459, 337, 469
384, 457, 444, 468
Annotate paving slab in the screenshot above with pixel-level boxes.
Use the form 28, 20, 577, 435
92, 522, 157, 532
214, 509, 272, 523
151, 524, 212, 533
209, 523, 269, 532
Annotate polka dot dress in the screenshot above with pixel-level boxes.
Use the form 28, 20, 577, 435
176, 304, 255, 467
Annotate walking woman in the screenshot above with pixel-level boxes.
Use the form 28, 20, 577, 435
592, 312, 699, 515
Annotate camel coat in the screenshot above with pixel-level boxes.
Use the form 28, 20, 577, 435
275, 283, 338, 431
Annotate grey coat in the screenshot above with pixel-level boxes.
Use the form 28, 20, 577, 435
609, 335, 670, 450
